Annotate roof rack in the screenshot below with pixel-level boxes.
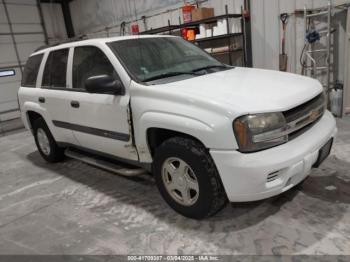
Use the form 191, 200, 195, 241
34, 35, 88, 52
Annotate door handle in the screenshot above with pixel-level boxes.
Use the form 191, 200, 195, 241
38, 97, 45, 103
70, 101, 80, 108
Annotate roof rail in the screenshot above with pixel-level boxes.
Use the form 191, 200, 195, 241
34, 35, 88, 52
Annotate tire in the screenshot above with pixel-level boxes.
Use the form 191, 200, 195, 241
153, 137, 228, 219
33, 117, 65, 163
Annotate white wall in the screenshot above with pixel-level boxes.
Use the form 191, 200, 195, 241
0, 0, 67, 121
0, 0, 47, 119
41, 3, 67, 43
70, 0, 183, 36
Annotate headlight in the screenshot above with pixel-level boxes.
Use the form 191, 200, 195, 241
233, 112, 288, 153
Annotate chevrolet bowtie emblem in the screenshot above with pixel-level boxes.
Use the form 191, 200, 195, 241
309, 110, 319, 121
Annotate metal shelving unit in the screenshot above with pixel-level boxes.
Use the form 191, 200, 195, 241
141, 5, 247, 66
190, 32, 243, 43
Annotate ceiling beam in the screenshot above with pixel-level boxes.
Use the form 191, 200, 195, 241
61, 0, 75, 37
39, 0, 75, 38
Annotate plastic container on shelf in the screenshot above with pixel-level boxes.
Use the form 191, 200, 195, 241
131, 23, 139, 35
231, 19, 241, 34
199, 24, 207, 36
221, 19, 228, 34
187, 29, 196, 41
330, 83, 344, 117
196, 33, 204, 40
181, 28, 188, 39
204, 48, 213, 53
213, 26, 219, 36
216, 19, 227, 35
206, 29, 212, 37
181, 28, 196, 40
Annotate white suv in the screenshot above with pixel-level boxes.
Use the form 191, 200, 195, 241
18, 35, 337, 219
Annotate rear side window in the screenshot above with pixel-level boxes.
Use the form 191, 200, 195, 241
42, 49, 69, 88
21, 54, 43, 87
72, 46, 118, 90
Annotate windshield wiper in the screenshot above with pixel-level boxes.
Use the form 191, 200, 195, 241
143, 71, 196, 82
143, 65, 230, 82
191, 64, 229, 73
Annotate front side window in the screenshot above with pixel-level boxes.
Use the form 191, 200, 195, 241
108, 37, 224, 83
21, 54, 43, 87
42, 49, 68, 88
72, 46, 118, 90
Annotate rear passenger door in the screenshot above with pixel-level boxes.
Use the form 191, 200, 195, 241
38, 48, 77, 145
66, 45, 138, 160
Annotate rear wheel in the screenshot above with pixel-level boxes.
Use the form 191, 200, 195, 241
153, 137, 227, 219
33, 118, 65, 163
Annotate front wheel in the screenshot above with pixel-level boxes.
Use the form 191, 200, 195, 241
153, 137, 227, 219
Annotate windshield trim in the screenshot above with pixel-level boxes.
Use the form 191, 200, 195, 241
106, 37, 226, 86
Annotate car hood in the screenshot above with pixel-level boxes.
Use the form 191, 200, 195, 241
160, 67, 323, 114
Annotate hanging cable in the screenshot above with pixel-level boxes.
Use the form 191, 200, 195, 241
300, 18, 312, 75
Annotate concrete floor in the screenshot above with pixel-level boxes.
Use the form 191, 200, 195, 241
0, 119, 349, 255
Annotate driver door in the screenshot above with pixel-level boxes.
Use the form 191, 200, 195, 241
66, 45, 138, 161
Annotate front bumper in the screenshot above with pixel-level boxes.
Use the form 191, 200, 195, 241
210, 110, 337, 202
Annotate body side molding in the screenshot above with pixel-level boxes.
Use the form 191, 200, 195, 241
52, 120, 130, 142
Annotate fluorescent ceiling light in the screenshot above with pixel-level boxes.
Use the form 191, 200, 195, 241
0, 70, 15, 77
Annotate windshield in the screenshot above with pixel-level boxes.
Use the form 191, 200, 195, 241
108, 37, 224, 83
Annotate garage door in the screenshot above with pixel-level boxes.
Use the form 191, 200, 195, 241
0, 0, 47, 122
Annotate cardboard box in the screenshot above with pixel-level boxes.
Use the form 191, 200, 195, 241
191, 8, 214, 22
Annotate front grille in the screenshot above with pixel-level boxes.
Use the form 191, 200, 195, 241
283, 93, 326, 141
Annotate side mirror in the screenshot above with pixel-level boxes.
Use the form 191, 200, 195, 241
85, 75, 125, 95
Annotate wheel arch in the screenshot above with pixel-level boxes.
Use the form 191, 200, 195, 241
22, 101, 50, 132
147, 127, 207, 157
24, 108, 63, 145
136, 111, 217, 163
27, 111, 44, 131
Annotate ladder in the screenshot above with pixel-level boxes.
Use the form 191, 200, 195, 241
302, 1, 333, 93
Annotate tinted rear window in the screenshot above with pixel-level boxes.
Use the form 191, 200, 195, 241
21, 54, 43, 87
42, 49, 69, 88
